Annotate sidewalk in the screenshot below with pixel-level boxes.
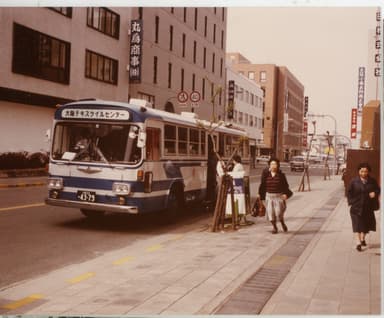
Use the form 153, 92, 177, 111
0, 178, 380, 315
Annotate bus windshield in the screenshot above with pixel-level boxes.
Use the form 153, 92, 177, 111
51, 122, 142, 165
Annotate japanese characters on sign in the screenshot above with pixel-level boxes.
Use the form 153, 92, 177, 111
227, 80, 235, 119
350, 108, 357, 139
129, 20, 143, 82
356, 67, 365, 113
61, 108, 130, 121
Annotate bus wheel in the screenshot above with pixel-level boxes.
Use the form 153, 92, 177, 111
80, 209, 105, 218
166, 186, 183, 218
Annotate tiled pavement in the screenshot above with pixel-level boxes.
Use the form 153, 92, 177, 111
0, 177, 381, 315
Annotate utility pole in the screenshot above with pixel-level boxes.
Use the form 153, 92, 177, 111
324, 131, 332, 180
298, 120, 316, 191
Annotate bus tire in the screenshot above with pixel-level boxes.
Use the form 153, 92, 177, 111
80, 209, 105, 218
166, 185, 184, 217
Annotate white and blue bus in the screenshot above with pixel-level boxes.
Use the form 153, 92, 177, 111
46, 99, 250, 217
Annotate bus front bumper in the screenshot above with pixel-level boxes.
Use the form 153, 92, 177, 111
45, 198, 139, 214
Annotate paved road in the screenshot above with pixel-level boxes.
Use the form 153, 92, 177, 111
0, 165, 330, 288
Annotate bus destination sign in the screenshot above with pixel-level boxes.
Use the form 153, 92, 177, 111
61, 108, 130, 121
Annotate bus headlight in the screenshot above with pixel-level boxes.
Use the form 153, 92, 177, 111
47, 177, 63, 190
112, 183, 131, 195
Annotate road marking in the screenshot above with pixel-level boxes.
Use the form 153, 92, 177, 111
113, 256, 135, 265
67, 272, 95, 284
2, 294, 43, 310
146, 244, 163, 252
0, 203, 45, 212
170, 234, 184, 241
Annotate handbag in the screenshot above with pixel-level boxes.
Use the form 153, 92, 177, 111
252, 197, 266, 217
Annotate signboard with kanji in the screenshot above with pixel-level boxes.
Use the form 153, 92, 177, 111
129, 20, 143, 82
350, 108, 357, 139
61, 108, 130, 121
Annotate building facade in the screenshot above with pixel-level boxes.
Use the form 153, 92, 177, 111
227, 52, 305, 160
0, 7, 133, 152
128, 7, 227, 122
226, 63, 263, 164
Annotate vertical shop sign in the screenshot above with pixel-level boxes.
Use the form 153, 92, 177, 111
356, 67, 365, 113
129, 20, 143, 82
350, 108, 357, 139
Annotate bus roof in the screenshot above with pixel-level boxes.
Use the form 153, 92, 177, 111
55, 100, 247, 137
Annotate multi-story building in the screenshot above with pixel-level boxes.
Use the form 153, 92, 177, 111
0, 7, 227, 153
227, 52, 305, 160
128, 7, 227, 122
0, 7, 133, 152
226, 62, 263, 164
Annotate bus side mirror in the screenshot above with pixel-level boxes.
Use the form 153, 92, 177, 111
137, 131, 146, 148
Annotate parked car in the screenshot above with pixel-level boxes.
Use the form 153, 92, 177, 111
290, 156, 305, 171
256, 155, 271, 163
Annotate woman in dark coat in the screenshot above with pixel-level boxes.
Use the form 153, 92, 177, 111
347, 162, 380, 251
258, 158, 292, 234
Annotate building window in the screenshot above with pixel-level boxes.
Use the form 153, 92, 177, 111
260, 71, 267, 82
138, 7, 143, 19
212, 53, 215, 73
202, 78, 205, 100
222, 7, 225, 21
184, 7, 187, 22
85, 49, 118, 85
87, 7, 120, 39
213, 24, 216, 43
219, 89, 222, 105
169, 25, 173, 51
168, 63, 172, 88
220, 58, 223, 78
181, 68, 184, 91
204, 16, 207, 37
214, 7, 217, 14
203, 47, 207, 68
194, 8, 198, 30
153, 56, 157, 84
49, 7, 72, 18
192, 73, 195, 91
239, 112, 243, 124
211, 82, 214, 99
13, 23, 70, 84
138, 92, 155, 106
155, 16, 159, 43
171, 7, 174, 14
248, 71, 255, 80
193, 41, 197, 64
182, 33, 186, 58
221, 30, 224, 49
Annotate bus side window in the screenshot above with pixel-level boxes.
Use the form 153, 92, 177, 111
146, 128, 161, 160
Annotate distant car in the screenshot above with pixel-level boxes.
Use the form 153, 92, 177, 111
290, 156, 305, 171
309, 155, 322, 164
256, 155, 271, 163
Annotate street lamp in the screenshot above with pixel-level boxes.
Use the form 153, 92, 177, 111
276, 118, 293, 160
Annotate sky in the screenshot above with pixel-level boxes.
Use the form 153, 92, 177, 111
226, 6, 381, 140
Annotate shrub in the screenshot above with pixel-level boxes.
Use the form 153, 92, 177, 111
0, 151, 49, 170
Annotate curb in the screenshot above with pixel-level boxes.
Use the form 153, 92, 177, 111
0, 182, 46, 189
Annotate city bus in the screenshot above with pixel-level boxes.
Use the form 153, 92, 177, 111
46, 98, 250, 217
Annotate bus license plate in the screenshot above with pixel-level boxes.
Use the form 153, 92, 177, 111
77, 191, 96, 202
